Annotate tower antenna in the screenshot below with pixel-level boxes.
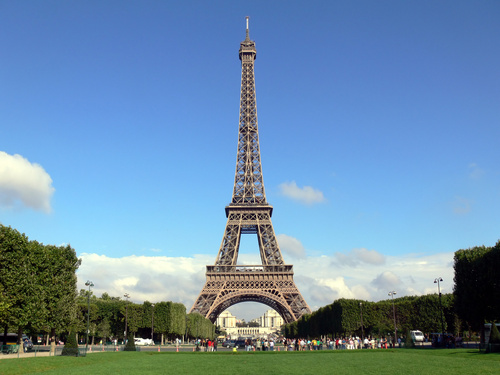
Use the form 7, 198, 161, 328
245, 16, 249, 40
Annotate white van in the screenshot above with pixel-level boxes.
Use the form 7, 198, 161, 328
134, 337, 154, 346
410, 330, 424, 342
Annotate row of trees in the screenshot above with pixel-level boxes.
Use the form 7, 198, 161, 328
0, 225, 216, 345
0, 225, 80, 344
283, 294, 456, 339
76, 292, 216, 344
284, 240, 500, 340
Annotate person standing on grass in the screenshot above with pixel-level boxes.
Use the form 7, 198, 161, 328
245, 338, 251, 351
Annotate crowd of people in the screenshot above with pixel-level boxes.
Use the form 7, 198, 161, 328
281, 336, 401, 350
195, 338, 218, 351
432, 334, 462, 348
223, 336, 401, 351
249, 338, 276, 351
191, 333, 463, 352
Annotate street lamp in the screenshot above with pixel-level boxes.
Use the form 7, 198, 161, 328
184, 314, 188, 345
85, 280, 94, 350
151, 303, 155, 342
359, 302, 364, 341
388, 291, 397, 348
434, 277, 445, 344
124, 293, 130, 343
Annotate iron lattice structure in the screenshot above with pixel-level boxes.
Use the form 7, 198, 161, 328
190, 18, 311, 324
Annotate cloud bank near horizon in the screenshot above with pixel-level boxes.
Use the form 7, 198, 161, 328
76, 245, 454, 321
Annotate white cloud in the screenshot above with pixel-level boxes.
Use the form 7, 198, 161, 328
333, 248, 386, 267
277, 234, 306, 258
76, 250, 454, 321
316, 276, 355, 300
371, 271, 402, 291
279, 181, 326, 205
0, 151, 55, 213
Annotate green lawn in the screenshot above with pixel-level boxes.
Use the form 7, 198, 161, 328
1, 349, 499, 374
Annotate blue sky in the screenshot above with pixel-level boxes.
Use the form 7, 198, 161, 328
1, 1, 499, 321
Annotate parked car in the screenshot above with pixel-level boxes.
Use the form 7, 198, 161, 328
234, 340, 246, 348
222, 340, 236, 348
0, 333, 33, 352
134, 338, 154, 346
222, 339, 246, 348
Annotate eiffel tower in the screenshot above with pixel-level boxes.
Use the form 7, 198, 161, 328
190, 18, 311, 324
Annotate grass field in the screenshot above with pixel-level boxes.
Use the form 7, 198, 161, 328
1, 349, 499, 374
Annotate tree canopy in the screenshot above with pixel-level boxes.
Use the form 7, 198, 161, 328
453, 241, 500, 331
0, 225, 80, 343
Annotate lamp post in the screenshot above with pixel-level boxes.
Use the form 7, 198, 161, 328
151, 303, 155, 342
359, 302, 364, 341
388, 291, 397, 348
85, 280, 94, 350
184, 314, 188, 344
124, 293, 130, 343
434, 277, 445, 344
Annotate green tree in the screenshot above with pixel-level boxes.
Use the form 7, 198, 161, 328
39, 244, 81, 342
153, 302, 170, 343
0, 226, 81, 347
186, 312, 215, 340
0, 226, 43, 343
454, 242, 500, 331
97, 319, 112, 343
124, 303, 143, 335
168, 303, 186, 339
95, 297, 123, 339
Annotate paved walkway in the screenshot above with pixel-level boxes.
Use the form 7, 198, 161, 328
0, 345, 195, 360
1, 351, 55, 360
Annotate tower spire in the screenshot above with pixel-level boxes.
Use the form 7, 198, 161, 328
245, 16, 250, 40
235, 16, 260, 204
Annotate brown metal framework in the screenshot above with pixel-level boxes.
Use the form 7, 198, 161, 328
190, 18, 311, 324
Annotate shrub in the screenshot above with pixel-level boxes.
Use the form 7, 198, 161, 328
61, 331, 80, 356
486, 323, 500, 353
124, 333, 136, 351
404, 329, 415, 349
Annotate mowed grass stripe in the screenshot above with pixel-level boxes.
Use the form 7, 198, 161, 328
1, 349, 499, 375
